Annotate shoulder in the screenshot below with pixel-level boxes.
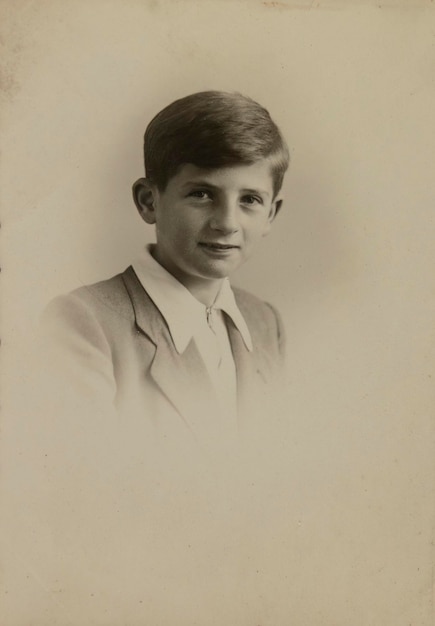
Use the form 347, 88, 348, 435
41, 269, 141, 347
231, 287, 287, 382
52, 272, 127, 310
232, 286, 285, 358
43, 268, 142, 325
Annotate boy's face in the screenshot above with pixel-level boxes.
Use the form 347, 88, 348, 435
137, 160, 281, 291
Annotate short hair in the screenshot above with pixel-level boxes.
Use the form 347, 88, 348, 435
144, 91, 289, 198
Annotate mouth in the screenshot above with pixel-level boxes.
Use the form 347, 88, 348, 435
198, 242, 240, 251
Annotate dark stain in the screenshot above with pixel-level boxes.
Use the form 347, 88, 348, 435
0, 65, 20, 101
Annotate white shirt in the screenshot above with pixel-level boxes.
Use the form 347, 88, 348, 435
132, 245, 252, 435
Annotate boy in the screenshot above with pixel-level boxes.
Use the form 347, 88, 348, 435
43, 91, 289, 452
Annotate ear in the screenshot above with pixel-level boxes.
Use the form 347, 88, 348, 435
132, 178, 158, 224
273, 197, 283, 217
262, 195, 282, 236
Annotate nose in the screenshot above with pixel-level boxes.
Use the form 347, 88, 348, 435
209, 198, 239, 234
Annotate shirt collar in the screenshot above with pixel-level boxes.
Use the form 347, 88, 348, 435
132, 245, 253, 354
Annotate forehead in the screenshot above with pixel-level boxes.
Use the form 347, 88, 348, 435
168, 161, 274, 195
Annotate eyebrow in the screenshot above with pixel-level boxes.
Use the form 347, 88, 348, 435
181, 181, 270, 197
242, 188, 271, 198
181, 180, 219, 190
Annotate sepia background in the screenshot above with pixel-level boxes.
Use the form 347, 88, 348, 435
2, 1, 434, 624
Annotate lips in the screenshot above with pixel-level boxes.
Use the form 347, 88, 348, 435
199, 242, 239, 250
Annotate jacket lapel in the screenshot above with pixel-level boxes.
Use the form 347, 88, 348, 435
149, 333, 223, 440
121, 267, 222, 439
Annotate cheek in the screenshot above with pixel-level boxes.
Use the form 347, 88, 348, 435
160, 220, 198, 249
156, 222, 178, 249
245, 218, 271, 240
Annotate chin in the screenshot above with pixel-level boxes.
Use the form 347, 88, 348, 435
201, 263, 240, 280
198, 270, 230, 281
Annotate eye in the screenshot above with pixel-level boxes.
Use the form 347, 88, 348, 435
241, 194, 263, 206
188, 189, 212, 200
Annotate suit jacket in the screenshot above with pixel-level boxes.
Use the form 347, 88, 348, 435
42, 266, 286, 452
22, 267, 289, 622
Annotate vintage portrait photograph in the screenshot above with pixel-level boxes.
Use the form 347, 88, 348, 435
2, 1, 434, 624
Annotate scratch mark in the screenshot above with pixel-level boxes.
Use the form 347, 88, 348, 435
263, 1, 289, 7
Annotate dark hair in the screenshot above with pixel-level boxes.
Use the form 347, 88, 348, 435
144, 91, 289, 198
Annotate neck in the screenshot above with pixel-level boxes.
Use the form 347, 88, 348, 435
184, 279, 224, 307
150, 246, 224, 306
